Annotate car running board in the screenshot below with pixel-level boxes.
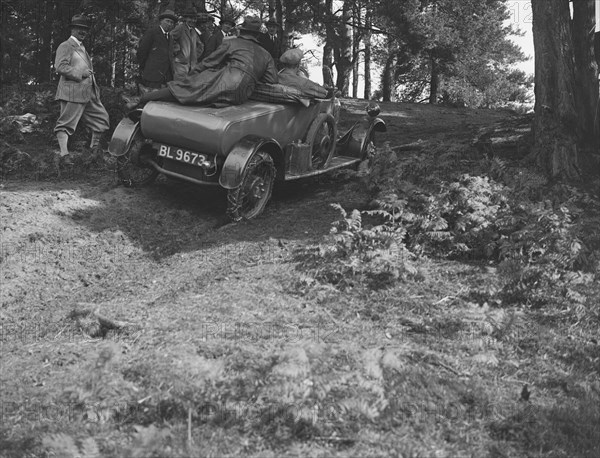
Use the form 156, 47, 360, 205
284, 156, 361, 181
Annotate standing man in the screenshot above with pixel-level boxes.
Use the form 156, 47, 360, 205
204, 16, 236, 56
195, 13, 215, 60
171, 8, 204, 81
126, 16, 278, 109
258, 18, 282, 65
137, 9, 177, 91
53, 14, 110, 166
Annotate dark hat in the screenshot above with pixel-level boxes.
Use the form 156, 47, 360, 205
265, 17, 280, 27
197, 12, 214, 23
70, 14, 90, 29
158, 10, 178, 22
182, 8, 196, 18
220, 16, 236, 26
238, 16, 261, 33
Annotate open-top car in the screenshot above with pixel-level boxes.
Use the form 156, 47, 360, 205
108, 93, 386, 221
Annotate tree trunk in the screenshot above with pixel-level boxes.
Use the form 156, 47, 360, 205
323, 42, 334, 87
363, 5, 372, 100
572, 0, 599, 150
531, 0, 580, 179
351, 4, 360, 98
429, 54, 439, 104
322, 0, 335, 88
335, 0, 353, 96
352, 32, 359, 98
381, 49, 396, 102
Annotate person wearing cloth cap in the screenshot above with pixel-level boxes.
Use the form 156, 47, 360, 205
204, 15, 236, 56
195, 12, 215, 59
53, 14, 110, 167
137, 9, 177, 90
278, 48, 330, 99
171, 8, 204, 80
258, 17, 283, 64
126, 16, 278, 109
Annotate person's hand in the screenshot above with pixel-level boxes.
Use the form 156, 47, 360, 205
82, 69, 93, 79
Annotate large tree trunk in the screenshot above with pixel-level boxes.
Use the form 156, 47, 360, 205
572, 0, 599, 150
531, 0, 580, 179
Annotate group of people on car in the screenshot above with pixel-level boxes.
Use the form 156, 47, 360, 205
52, 11, 331, 166
127, 10, 331, 109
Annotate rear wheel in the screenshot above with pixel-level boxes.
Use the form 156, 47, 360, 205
226, 151, 275, 221
116, 131, 158, 187
305, 113, 337, 170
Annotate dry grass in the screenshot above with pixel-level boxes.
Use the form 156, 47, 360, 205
1, 100, 599, 457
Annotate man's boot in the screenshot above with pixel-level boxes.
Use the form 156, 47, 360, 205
90, 131, 108, 157
55, 131, 74, 166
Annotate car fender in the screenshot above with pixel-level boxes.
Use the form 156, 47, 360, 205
342, 117, 387, 159
108, 115, 141, 157
219, 135, 283, 189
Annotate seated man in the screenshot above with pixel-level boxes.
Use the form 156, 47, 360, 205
125, 16, 277, 109
277, 49, 331, 99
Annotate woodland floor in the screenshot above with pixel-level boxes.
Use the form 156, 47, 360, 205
0, 99, 598, 457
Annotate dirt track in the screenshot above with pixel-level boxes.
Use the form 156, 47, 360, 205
1, 100, 510, 322
2, 100, 532, 457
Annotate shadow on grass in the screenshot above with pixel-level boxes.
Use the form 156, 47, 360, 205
489, 398, 600, 457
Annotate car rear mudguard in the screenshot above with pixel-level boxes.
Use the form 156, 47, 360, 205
108, 111, 143, 157
219, 135, 283, 189
340, 117, 387, 159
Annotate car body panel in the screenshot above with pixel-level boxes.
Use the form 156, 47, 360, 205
140, 100, 332, 157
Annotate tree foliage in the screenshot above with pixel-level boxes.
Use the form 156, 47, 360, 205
372, 0, 529, 106
1, 0, 529, 108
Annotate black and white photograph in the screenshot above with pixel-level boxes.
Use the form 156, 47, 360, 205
1, 0, 599, 456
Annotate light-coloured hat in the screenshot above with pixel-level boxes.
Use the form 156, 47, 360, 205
70, 14, 90, 29
280, 48, 304, 66
238, 16, 261, 33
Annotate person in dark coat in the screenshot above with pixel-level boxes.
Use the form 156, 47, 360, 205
137, 9, 177, 89
53, 14, 110, 166
126, 16, 278, 109
258, 18, 282, 65
171, 8, 204, 80
195, 13, 215, 59
204, 16, 235, 56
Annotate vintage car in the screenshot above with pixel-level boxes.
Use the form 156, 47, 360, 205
108, 92, 386, 221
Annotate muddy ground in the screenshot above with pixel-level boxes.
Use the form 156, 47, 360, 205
1, 100, 598, 457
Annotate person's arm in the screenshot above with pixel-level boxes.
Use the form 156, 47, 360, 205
261, 56, 279, 84
137, 28, 153, 69
195, 41, 230, 73
54, 42, 88, 82
194, 31, 204, 62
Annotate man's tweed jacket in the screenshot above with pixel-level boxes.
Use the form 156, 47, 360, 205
54, 37, 99, 103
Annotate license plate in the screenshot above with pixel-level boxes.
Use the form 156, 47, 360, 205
155, 143, 207, 167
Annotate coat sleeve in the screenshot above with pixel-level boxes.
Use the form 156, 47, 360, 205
54, 42, 85, 82
261, 56, 279, 84
195, 42, 230, 73
194, 32, 204, 63
137, 28, 153, 70
171, 24, 183, 56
